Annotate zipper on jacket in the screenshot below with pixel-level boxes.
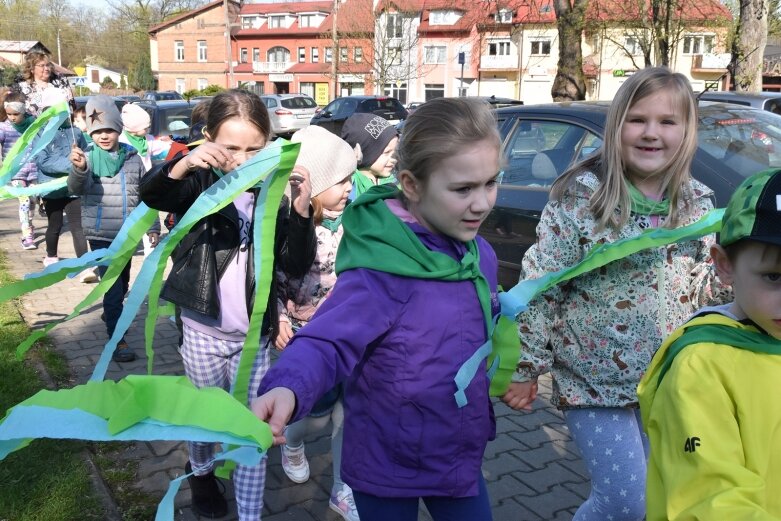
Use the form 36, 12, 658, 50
121, 171, 127, 220
95, 204, 103, 231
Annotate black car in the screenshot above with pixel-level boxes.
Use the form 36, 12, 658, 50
696, 90, 781, 113
134, 100, 194, 142
483, 100, 781, 288
74, 95, 128, 112
143, 90, 184, 101
310, 95, 408, 135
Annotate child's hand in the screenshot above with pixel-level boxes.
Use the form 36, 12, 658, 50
171, 142, 236, 179
502, 380, 538, 411
288, 166, 312, 218
69, 144, 86, 170
251, 387, 296, 445
147, 232, 160, 248
274, 320, 294, 351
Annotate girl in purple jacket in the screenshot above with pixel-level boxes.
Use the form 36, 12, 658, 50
254, 97, 502, 521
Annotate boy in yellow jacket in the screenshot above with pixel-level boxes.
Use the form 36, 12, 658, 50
639, 168, 781, 520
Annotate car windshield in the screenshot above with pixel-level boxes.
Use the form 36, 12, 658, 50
159, 106, 192, 136
360, 98, 403, 112
698, 104, 781, 176
281, 97, 316, 109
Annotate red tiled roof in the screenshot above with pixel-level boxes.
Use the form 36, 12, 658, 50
287, 62, 330, 74
587, 0, 731, 22
149, 0, 239, 34
241, 1, 332, 15
233, 63, 253, 73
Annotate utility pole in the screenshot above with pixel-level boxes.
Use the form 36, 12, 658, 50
224, 0, 234, 88
331, 0, 339, 101
57, 29, 62, 66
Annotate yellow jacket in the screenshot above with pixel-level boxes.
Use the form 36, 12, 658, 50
639, 311, 781, 520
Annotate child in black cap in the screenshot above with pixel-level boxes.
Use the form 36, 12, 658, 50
340, 113, 398, 199
639, 168, 781, 519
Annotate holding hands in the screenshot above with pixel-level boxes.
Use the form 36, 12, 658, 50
502, 380, 538, 411
251, 387, 297, 446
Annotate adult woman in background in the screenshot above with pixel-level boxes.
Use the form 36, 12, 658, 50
14, 49, 74, 116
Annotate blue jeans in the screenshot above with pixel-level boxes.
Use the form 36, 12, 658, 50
352, 474, 492, 521
89, 239, 131, 339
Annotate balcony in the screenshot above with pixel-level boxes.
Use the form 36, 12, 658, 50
252, 61, 292, 74
480, 55, 519, 70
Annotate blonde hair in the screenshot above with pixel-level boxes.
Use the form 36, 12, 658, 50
396, 97, 500, 183
551, 67, 698, 230
22, 50, 52, 83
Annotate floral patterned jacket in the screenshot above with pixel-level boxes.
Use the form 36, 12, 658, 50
277, 211, 343, 329
515, 172, 731, 408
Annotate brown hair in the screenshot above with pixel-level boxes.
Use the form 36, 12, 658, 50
204, 89, 270, 141
551, 66, 698, 230
396, 97, 500, 183
191, 99, 211, 127
22, 50, 52, 83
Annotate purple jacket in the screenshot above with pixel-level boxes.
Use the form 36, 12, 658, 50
259, 223, 499, 498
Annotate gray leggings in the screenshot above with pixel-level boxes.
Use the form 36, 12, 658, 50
563, 407, 650, 521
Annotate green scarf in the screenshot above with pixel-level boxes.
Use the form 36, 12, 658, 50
321, 214, 342, 232
627, 182, 670, 215
10, 114, 34, 134
351, 170, 396, 199
123, 130, 148, 156
89, 145, 127, 178
338, 185, 519, 399
657, 320, 781, 385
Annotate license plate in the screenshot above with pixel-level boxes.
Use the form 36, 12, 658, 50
296, 114, 310, 119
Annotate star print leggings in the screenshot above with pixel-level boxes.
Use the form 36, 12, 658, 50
563, 407, 649, 521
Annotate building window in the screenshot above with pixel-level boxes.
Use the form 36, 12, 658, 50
175, 40, 184, 61
197, 40, 207, 62
197, 78, 208, 91
388, 47, 402, 66
489, 41, 511, 56
424, 46, 446, 64
175, 78, 185, 94
430, 10, 462, 25
325, 47, 333, 63
267, 46, 290, 63
497, 9, 512, 23
240, 48, 248, 63
354, 47, 363, 62
386, 13, 403, 39
383, 82, 407, 105
311, 47, 319, 63
242, 16, 260, 29
253, 48, 260, 62
624, 35, 642, 55
298, 47, 306, 63
340, 47, 348, 63
300, 81, 315, 98
269, 15, 285, 28
683, 34, 714, 55
530, 39, 551, 56
300, 14, 315, 27
424, 84, 445, 101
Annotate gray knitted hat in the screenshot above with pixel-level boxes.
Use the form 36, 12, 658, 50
85, 95, 123, 135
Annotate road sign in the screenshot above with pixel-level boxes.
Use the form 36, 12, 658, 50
72, 76, 86, 86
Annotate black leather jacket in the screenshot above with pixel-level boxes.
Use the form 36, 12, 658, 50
139, 156, 316, 341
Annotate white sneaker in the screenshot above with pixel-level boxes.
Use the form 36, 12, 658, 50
42, 256, 59, 267
280, 443, 310, 483
329, 483, 360, 521
79, 267, 99, 283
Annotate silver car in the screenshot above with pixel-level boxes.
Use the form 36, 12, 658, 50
260, 94, 318, 137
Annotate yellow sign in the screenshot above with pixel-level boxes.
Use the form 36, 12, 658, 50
315, 83, 330, 106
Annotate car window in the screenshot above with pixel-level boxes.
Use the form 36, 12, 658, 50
160, 106, 192, 136
501, 120, 597, 188
323, 99, 341, 116
698, 107, 781, 175
334, 99, 358, 118
281, 97, 316, 109
263, 98, 278, 108
765, 99, 781, 115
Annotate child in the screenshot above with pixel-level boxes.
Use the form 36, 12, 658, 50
340, 113, 398, 199
72, 106, 92, 144
33, 90, 91, 277
0, 90, 38, 250
273, 125, 359, 521
68, 95, 160, 363
138, 89, 316, 521
638, 168, 781, 520
502, 67, 730, 521
119, 103, 169, 172
253, 97, 502, 521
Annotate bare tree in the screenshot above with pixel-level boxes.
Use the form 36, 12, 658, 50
730, 0, 769, 90
552, 0, 588, 101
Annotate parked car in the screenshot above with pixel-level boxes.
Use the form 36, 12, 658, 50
472, 95, 524, 108
74, 96, 128, 112
696, 90, 781, 113
115, 94, 142, 104
483, 100, 781, 288
260, 93, 318, 137
310, 95, 408, 135
142, 90, 184, 101
134, 100, 194, 142
406, 101, 425, 113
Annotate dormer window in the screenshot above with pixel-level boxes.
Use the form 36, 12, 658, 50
269, 15, 286, 28
300, 14, 317, 28
497, 9, 512, 23
430, 10, 463, 25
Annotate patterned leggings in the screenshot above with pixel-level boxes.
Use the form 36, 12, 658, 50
10, 180, 35, 239
181, 325, 270, 521
563, 407, 649, 521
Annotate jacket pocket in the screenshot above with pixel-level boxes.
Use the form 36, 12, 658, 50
392, 401, 424, 478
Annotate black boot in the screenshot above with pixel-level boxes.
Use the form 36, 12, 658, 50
185, 461, 228, 518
